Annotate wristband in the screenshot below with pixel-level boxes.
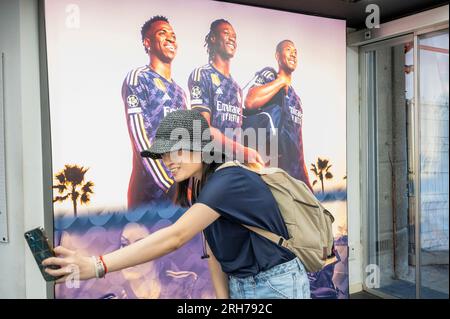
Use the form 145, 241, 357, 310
91, 256, 106, 278
99, 255, 108, 275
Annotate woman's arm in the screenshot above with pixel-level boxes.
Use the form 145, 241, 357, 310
205, 241, 229, 299
104, 203, 219, 272
43, 203, 220, 282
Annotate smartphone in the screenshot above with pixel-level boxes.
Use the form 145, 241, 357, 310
24, 227, 62, 281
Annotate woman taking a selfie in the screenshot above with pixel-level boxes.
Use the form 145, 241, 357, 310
43, 109, 310, 299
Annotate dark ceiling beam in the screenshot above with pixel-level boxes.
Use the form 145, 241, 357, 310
216, 0, 450, 29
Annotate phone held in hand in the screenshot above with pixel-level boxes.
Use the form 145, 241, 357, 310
24, 227, 62, 282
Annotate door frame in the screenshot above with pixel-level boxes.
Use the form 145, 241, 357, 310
359, 24, 449, 299
359, 34, 413, 299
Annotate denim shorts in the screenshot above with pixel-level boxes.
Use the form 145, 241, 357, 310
228, 258, 311, 299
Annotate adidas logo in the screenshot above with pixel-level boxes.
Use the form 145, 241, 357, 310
215, 87, 223, 95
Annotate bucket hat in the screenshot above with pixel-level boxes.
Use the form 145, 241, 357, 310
140, 110, 212, 159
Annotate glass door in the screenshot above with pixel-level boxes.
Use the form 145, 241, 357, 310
360, 28, 449, 299
361, 35, 417, 298
418, 29, 449, 299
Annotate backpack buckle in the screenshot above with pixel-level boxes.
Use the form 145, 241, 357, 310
278, 237, 289, 248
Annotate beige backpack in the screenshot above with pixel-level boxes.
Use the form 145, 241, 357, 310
216, 161, 336, 273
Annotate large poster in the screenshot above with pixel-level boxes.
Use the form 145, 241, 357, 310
45, 0, 347, 299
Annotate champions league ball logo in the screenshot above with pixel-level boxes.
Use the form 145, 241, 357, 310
126, 95, 139, 108
256, 76, 265, 85
191, 86, 202, 99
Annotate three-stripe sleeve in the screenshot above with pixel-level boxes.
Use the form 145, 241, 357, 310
123, 70, 174, 192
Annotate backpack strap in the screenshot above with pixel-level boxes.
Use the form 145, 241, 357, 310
215, 162, 290, 249
241, 224, 289, 249
216, 160, 264, 174
215, 160, 242, 171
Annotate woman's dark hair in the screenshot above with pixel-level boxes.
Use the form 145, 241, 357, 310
204, 19, 230, 61
173, 152, 226, 207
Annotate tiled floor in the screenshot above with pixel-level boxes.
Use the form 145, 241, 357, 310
370, 249, 449, 299
357, 263, 449, 299
396, 251, 449, 298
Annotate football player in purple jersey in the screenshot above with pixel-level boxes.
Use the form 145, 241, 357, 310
243, 40, 312, 190
188, 19, 263, 166
122, 16, 187, 208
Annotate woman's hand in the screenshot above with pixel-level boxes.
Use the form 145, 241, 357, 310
42, 246, 96, 283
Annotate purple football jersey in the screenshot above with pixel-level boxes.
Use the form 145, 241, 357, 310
122, 66, 187, 207
188, 63, 243, 134
243, 67, 308, 184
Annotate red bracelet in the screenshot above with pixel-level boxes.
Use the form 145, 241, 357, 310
99, 255, 108, 274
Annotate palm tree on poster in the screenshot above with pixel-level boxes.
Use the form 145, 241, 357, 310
310, 157, 333, 195
53, 164, 94, 217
